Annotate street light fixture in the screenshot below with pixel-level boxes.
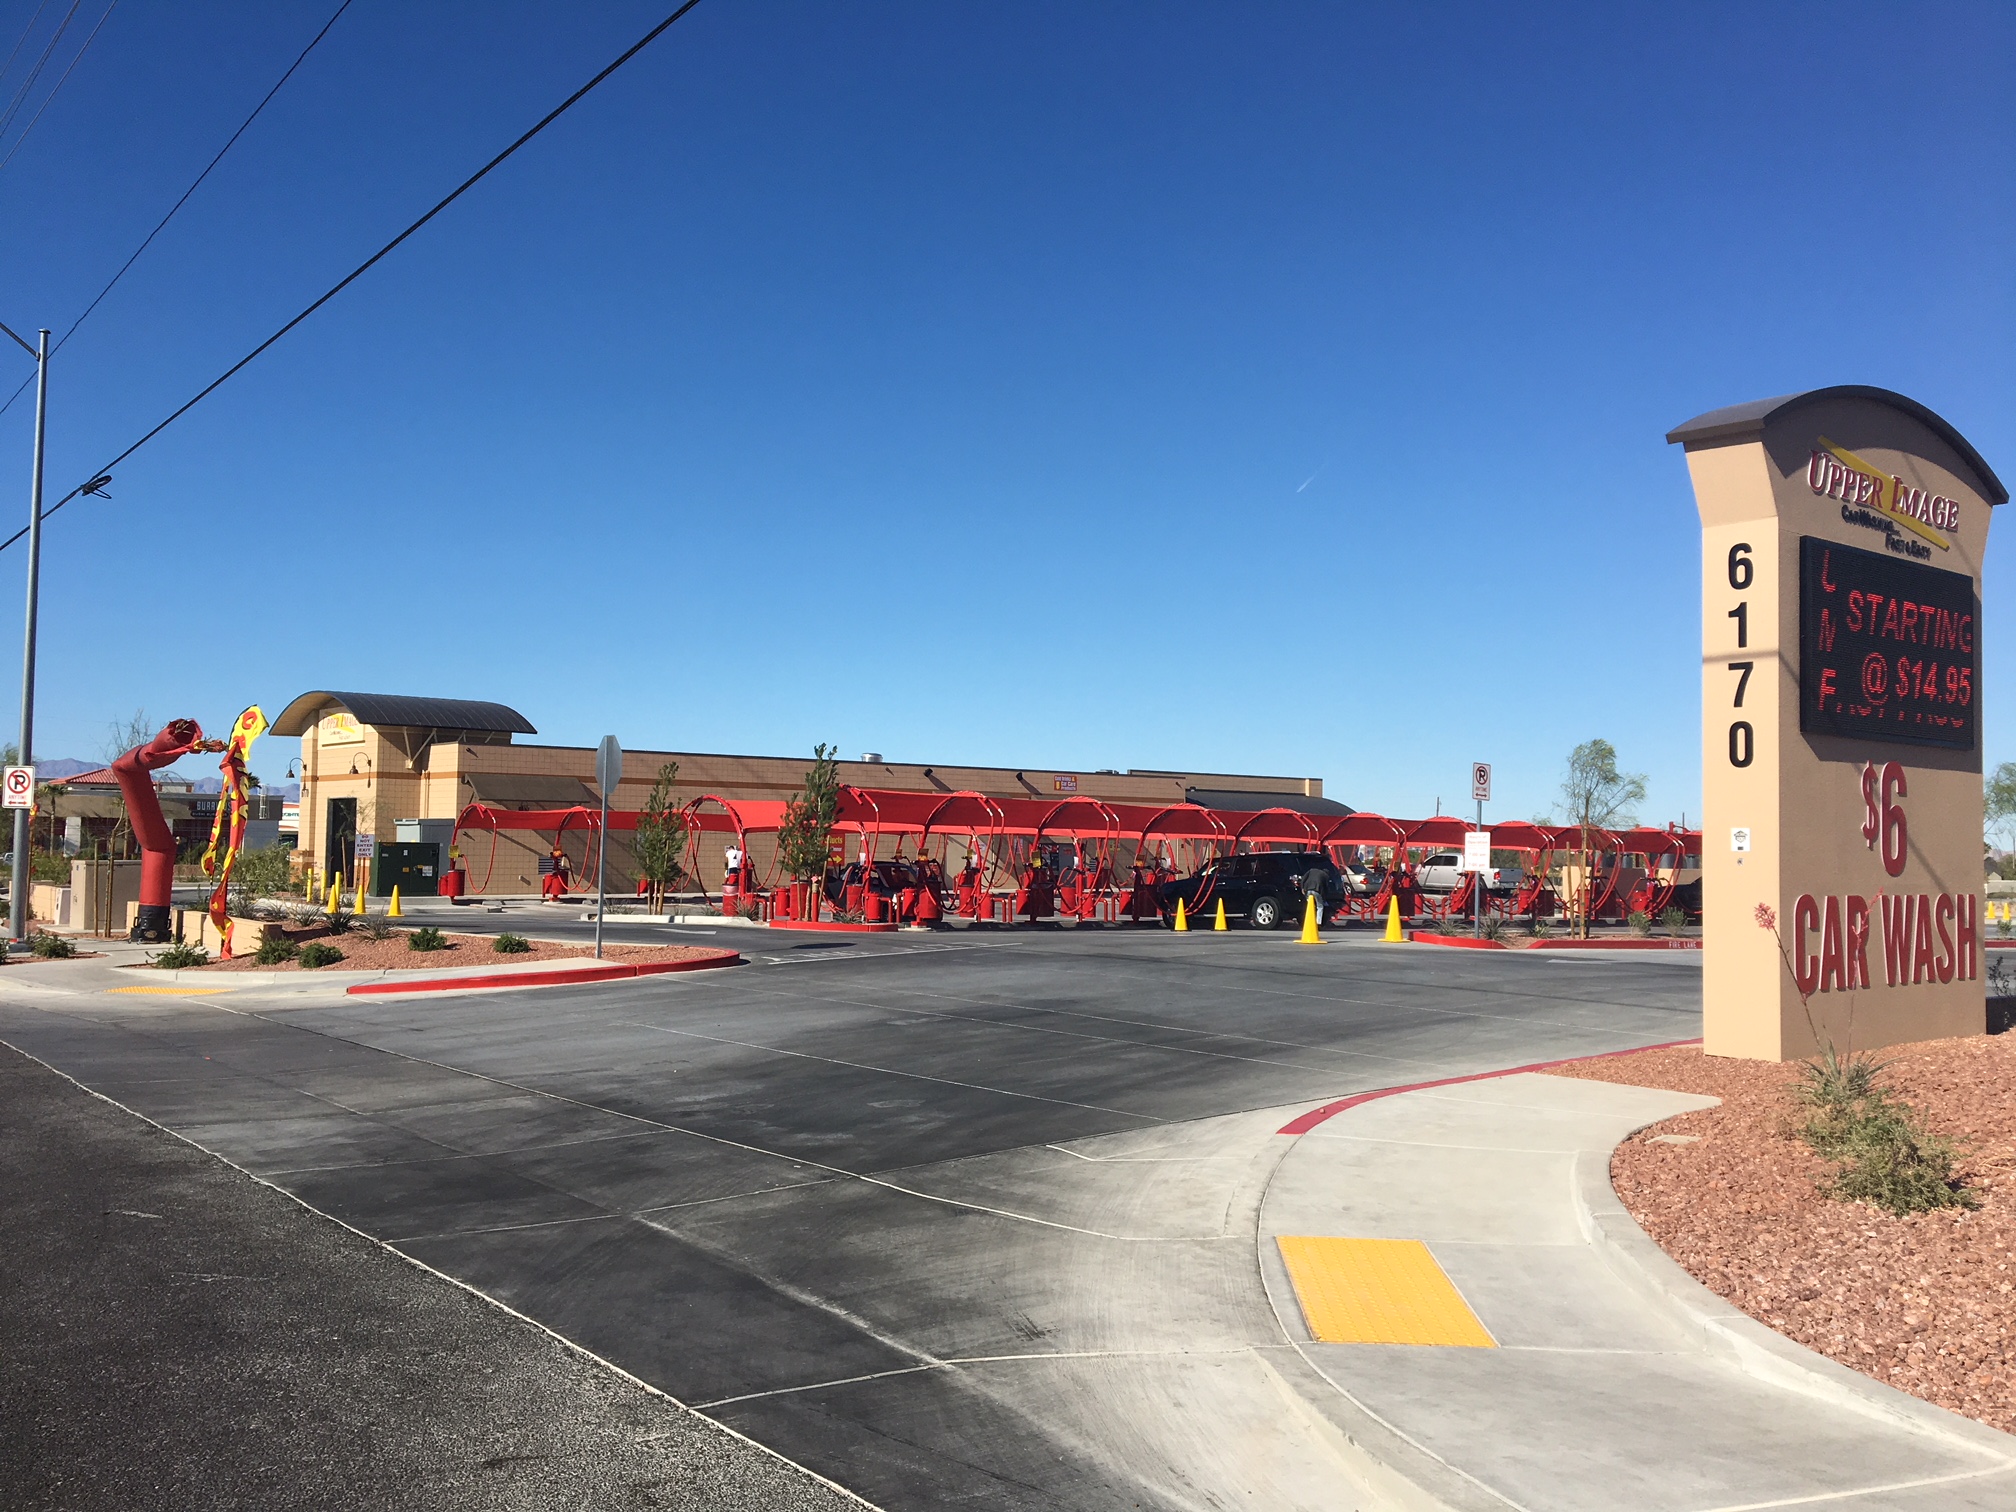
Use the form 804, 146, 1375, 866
0, 318, 47, 945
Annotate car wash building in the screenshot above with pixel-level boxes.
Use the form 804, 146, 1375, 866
272, 689, 1342, 896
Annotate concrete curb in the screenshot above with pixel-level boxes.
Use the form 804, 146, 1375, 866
1404, 931, 1505, 949
345, 951, 743, 996
1403, 931, 1702, 951
1572, 1144, 2016, 1462
765, 919, 900, 934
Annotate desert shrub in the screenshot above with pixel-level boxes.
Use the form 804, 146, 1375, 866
1990, 954, 2015, 996
254, 934, 299, 965
1659, 906, 1686, 934
298, 941, 344, 969
1529, 914, 1553, 939
30, 932, 75, 959
356, 916, 395, 942
30, 850, 69, 883
151, 943, 208, 969
229, 845, 301, 911
492, 932, 532, 954
1479, 914, 1504, 941
1795, 1046, 1977, 1216
407, 926, 448, 952
1627, 909, 1652, 937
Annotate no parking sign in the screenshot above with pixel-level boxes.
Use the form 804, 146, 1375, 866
2, 765, 33, 809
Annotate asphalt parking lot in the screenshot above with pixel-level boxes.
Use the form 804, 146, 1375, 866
1, 926, 1699, 1509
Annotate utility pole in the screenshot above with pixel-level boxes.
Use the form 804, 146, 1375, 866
3, 324, 46, 945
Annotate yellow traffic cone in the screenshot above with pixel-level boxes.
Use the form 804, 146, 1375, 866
1384, 894, 1404, 943
354, 882, 368, 918
1300, 894, 1323, 945
388, 885, 403, 919
1174, 896, 1190, 932
1214, 898, 1228, 931
325, 879, 340, 915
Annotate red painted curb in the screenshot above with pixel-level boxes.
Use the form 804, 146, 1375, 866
766, 919, 900, 933
1525, 937, 1700, 950
1407, 931, 1507, 949
345, 951, 742, 996
1275, 1037, 1705, 1135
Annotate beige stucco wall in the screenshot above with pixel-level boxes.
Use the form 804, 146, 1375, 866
295, 730, 1324, 895
1687, 394, 1995, 1060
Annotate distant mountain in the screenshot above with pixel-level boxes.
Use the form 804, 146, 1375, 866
34, 758, 99, 778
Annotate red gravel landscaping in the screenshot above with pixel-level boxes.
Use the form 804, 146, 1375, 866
1552, 1036, 2016, 1432
140, 928, 728, 974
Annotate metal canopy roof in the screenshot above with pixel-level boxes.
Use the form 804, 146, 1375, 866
1665, 386, 2007, 505
270, 691, 537, 738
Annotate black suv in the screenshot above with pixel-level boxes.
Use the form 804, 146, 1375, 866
1157, 851, 1344, 928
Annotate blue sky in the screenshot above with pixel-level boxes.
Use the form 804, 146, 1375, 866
0, 1, 2008, 824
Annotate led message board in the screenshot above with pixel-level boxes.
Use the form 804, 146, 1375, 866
1800, 535, 1976, 750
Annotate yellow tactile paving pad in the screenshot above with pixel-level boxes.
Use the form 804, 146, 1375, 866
1277, 1236, 1496, 1347
107, 986, 234, 995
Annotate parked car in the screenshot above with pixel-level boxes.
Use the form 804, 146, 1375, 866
1157, 851, 1344, 928
1415, 850, 1524, 893
1339, 861, 1383, 896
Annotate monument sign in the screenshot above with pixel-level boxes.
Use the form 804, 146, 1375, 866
1669, 387, 2005, 1060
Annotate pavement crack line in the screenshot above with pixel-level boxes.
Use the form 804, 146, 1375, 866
800, 986, 1436, 1079
813, 981, 1447, 1071
1686, 1460, 2016, 1512
1043, 1143, 1250, 1163
612, 1018, 1163, 1122
0, 1034, 887, 1512
9, 997, 1228, 1243
690, 1347, 1264, 1410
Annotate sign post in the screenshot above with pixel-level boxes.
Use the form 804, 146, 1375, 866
1669, 388, 2006, 1059
1469, 764, 1491, 934
1463, 826, 1492, 938
594, 736, 622, 959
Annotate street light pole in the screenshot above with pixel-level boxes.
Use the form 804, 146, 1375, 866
4, 324, 46, 944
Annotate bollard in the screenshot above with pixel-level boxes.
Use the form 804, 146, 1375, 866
1299, 894, 1323, 945
388, 885, 403, 919
1174, 896, 1189, 932
1384, 895, 1404, 942
1214, 898, 1228, 931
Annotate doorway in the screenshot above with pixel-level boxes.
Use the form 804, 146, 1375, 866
324, 798, 356, 884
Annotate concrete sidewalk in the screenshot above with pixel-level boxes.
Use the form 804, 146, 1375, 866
1261, 1072, 2016, 1511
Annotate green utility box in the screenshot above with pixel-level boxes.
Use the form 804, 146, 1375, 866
369, 842, 440, 897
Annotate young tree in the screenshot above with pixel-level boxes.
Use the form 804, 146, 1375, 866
632, 762, 692, 914
776, 743, 842, 888
101, 709, 153, 763
1986, 762, 2016, 861
1557, 738, 1646, 936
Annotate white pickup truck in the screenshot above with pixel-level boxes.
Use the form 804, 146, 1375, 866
1415, 851, 1524, 894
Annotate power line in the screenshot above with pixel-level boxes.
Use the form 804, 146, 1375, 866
0, 0, 115, 174
0, 0, 352, 420
0, 0, 57, 97
0, 0, 706, 555
0, 0, 81, 143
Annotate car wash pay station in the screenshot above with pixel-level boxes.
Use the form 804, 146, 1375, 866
1670, 387, 2007, 1062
